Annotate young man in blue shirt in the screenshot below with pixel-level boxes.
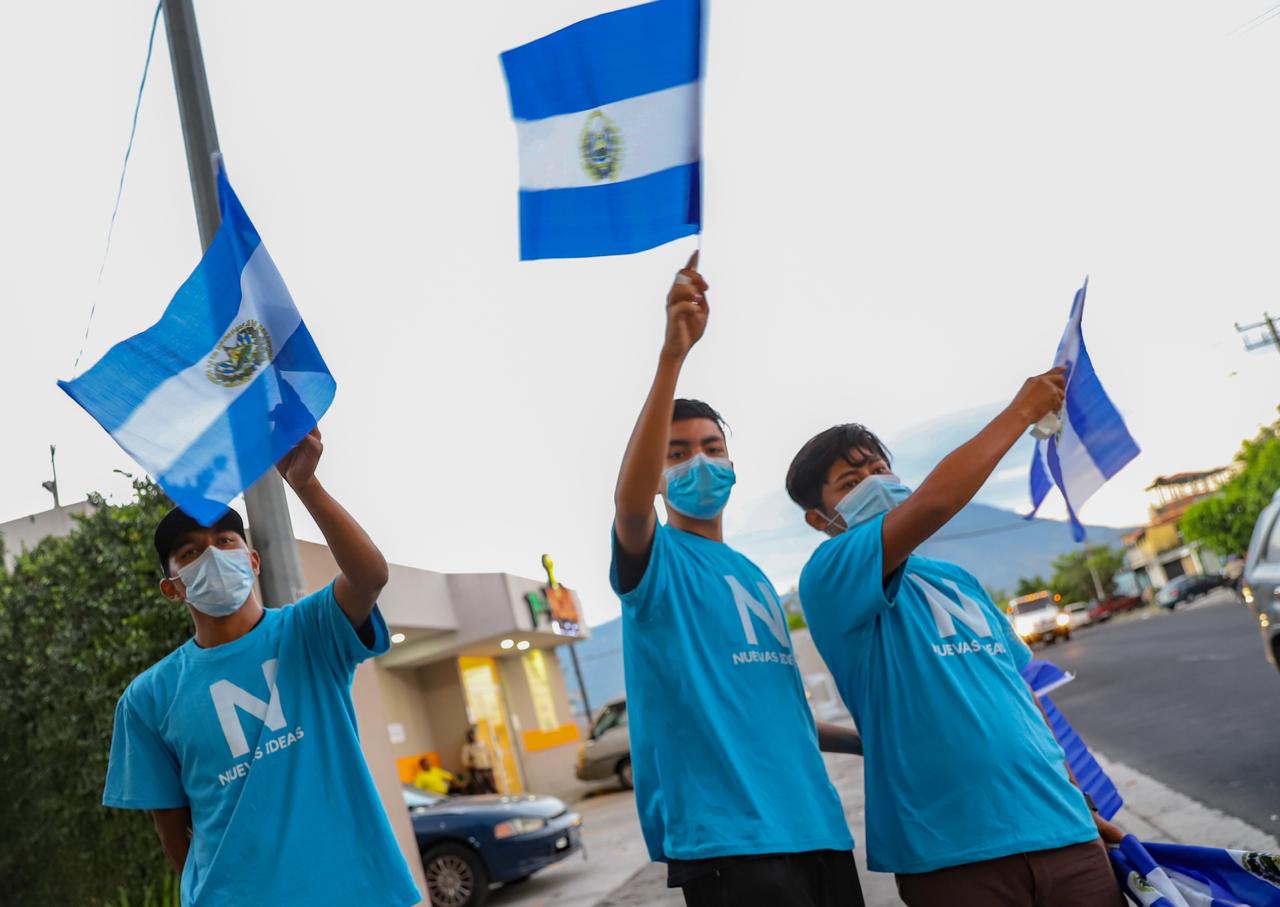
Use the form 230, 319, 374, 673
103, 429, 421, 907
785, 372, 1126, 906
611, 253, 861, 907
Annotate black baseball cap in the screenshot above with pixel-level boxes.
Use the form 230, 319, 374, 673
154, 506, 248, 574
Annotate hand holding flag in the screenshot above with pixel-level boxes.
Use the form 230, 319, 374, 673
1028, 280, 1140, 540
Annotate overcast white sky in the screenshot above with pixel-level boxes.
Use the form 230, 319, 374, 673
3, 1, 1280, 626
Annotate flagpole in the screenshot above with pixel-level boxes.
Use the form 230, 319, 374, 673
162, 0, 304, 608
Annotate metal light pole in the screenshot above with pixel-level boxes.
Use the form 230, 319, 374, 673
163, 0, 303, 607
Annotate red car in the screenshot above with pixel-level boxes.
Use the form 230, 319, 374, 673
1088, 595, 1142, 622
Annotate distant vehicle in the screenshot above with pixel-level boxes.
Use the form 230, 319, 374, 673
1156, 574, 1229, 609
575, 696, 632, 789
1242, 489, 1280, 672
1088, 594, 1143, 623
403, 785, 582, 907
1007, 591, 1071, 645
1063, 601, 1092, 630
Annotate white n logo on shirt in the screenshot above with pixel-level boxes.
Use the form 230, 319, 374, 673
910, 574, 993, 640
723, 576, 791, 649
209, 659, 287, 758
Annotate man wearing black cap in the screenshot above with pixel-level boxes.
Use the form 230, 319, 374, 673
102, 429, 421, 907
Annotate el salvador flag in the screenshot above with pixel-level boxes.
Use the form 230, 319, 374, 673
1028, 279, 1140, 540
59, 165, 335, 525
1111, 835, 1280, 906
500, 0, 703, 260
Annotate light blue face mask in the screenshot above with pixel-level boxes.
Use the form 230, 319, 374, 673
663, 453, 737, 520
831, 473, 913, 530
176, 546, 256, 618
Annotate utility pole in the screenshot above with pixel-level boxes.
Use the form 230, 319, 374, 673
163, 0, 303, 607
1234, 313, 1280, 356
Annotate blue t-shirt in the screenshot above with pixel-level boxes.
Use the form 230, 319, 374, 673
611, 523, 853, 862
798, 514, 1098, 874
103, 583, 421, 907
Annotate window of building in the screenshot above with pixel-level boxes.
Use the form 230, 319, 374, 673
521, 649, 561, 733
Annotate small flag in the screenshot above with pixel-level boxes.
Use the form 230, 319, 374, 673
1028, 279, 1139, 540
500, 0, 703, 260
60, 164, 335, 525
1110, 835, 1280, 906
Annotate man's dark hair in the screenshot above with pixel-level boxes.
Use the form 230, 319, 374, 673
154, 506, 248, 574
786, 424, 892, 511
673, 398, 728, 435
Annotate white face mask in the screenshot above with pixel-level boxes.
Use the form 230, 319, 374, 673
175, 547, 256, 617
829, 473, 913, 531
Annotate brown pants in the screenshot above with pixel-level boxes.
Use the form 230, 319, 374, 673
895, 840, 1125, 907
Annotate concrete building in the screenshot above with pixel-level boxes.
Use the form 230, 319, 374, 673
297, 542, 590, 800
1122, 467, 1237, 591
0, 501, 94, 570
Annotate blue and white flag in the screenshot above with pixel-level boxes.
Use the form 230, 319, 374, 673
1111, 835, 1280, 906
500, 0, 703, 260
60, 166, 335, 525
1028, 279, 1140, 540
1020, 658, 1124, 820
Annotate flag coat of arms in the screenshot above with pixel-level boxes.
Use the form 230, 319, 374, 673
60, 167, 335, 525
1028, 279, 1140, 540
500, 0, 703, 260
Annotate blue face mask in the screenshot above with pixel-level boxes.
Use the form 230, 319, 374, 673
663, 453, 737, 520
176, 546, 256, 617
831, 473, 912, 530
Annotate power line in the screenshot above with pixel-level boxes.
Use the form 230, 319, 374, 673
1234, 313, 1280, 355
1232, 3, 1280, 36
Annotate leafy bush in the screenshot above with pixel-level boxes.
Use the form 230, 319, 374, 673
1182, 414, 1280, 557
0, 480, 189, 905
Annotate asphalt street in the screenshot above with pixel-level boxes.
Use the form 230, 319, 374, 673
1049, 591, 1280, 835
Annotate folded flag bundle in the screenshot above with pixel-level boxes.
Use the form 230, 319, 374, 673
1111, 835, 1280, 906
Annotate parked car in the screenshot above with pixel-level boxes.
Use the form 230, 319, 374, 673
575, 695, 632, 789
1088, 594, 1142, 623
1155, 574, 1229, 609
1242, 489, 1280, 672
1063, 601, 1092, 630
1007, 591, 1070, 645
403, 785, 582, 907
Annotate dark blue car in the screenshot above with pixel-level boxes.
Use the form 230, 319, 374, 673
402, 785, 583, 907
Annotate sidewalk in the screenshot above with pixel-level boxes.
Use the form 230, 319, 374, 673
596, 728, 1280, 907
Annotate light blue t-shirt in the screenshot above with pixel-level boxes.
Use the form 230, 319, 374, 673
798, 514, 1098, 874
611, 523, 853, 862
103, 583, 421, 907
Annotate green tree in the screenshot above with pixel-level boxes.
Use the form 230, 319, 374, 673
1050, 545, 1125, 604
0, 480, 187, 905
1013, 575, 1050, 597
1182, 413, 1280, 556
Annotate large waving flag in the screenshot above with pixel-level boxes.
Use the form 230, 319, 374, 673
1111, 835, 1280, 906
1028, 279, 1140, 540
500, 0, 703, 260
60, 165, 335, 525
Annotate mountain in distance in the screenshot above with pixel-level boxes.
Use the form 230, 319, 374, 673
559, 499, 1133, 715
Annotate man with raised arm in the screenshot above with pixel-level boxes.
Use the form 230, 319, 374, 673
787, 374, 1125, 906
611, 253, 862, 907
103, 429, 420, 907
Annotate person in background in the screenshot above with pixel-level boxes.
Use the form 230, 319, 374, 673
413, 756, 459, 796
461, 726, 497, 794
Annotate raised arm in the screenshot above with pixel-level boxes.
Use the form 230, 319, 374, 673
613, 252, 709, 557
277, 428, 390, 627
881, 368, 1066, 576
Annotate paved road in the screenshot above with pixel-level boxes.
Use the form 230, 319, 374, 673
1049, 591, 1280, 835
